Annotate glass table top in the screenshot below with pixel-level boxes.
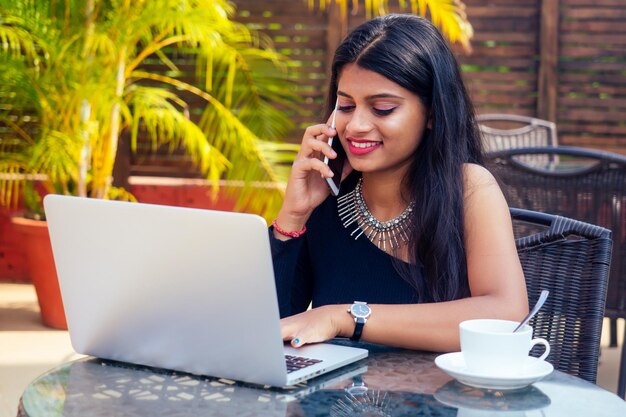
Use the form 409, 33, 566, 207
18, 343, 626, 417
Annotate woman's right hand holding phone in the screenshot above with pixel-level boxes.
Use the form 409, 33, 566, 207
273, 123, 341, 240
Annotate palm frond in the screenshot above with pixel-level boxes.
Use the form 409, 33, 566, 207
120, 2, 235, 74
254, 140, 300, 183
128, 70, 293, 218
126, 85, 230, 181
0, 120, 34, 147
82, 29, 118, 63
0, 17, 44, 65
0, 157, 30, 207
225, 181, 285, 223
310, 0, 473, 52
424, 0, 473, 52
28, 129, 80, 190
207, 43, 297, 141
0, 58, 43, 122
129, 71, 272, 174
106, 185, 137, 202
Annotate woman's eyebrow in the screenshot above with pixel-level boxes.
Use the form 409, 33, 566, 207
337, 91, 405, 100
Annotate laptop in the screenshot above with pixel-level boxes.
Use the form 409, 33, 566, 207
43, 194, 368, 387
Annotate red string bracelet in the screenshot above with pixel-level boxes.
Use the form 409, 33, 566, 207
272, 219, 307, 238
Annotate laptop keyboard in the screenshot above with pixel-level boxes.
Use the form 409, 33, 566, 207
285, 355, 322, 373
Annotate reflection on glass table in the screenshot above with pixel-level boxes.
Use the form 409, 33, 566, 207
435, 381, 551, 417
17, 344, 626, 417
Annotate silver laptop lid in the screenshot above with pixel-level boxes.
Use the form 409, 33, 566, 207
44, 195, 290, 386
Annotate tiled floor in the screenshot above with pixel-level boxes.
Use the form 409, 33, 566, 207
0, 284, 83, 417
0, 283, 624, 417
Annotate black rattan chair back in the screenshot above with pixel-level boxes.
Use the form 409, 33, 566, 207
491, 146, 626, 394
511, 208, 612, 383
487, 146, 626, 320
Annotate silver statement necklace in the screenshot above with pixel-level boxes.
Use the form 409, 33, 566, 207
337, 178, 415, 251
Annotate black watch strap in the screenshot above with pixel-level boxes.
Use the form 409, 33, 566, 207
350, 317, 366, 341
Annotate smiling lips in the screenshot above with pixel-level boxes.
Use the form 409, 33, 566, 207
347, 138, 382, 155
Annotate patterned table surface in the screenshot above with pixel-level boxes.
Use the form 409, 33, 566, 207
17, 342, 626, 417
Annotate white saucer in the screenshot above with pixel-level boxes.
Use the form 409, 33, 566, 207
435, 352, 553, 390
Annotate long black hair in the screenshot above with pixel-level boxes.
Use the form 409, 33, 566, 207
326, 14, 484, 302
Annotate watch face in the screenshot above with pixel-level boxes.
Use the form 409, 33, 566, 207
346, 384, 368, 396
351, 303, 371, 318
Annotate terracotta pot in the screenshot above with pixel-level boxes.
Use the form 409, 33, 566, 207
10, 217, 67, 329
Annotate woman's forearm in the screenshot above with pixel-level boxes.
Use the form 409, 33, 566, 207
333, 294, 528, 352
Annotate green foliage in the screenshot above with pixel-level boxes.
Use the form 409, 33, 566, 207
310, 0, 474, 52
22, 181, 44, 220
0, 0, 299, 220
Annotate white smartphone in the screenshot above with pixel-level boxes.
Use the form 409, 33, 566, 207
323, 99, 347, 196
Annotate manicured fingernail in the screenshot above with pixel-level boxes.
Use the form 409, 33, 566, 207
293, 338, 300, 344
331, 150, 337, 157
327, 170, 334, 177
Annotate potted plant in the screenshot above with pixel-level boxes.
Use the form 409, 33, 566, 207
0, 0, 299, 328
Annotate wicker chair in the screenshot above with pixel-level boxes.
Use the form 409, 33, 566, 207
477, 114, 558, 151
511, 207, 612, 384
477, 114, 558, 167
491, 147, 626, 395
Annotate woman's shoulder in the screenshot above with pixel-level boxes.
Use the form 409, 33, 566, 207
462, 163, 497, 188
462, 163, 500, 198
462, 162, 507, 203
461, 163, 509, 218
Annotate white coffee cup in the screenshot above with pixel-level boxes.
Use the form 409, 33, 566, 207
459, 319, 550, 375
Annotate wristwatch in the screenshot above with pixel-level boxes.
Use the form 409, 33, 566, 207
345, 375, 368, 396
347, 301, 371, 341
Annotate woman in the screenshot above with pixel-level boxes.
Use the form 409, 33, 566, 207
270, 14, 528, 352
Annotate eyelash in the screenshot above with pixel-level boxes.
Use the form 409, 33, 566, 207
337, 106, 396, 116
374, 108, 395, 116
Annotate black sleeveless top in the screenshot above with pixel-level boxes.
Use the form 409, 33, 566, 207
270, 173, 430, 318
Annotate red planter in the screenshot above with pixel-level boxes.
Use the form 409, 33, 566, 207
10, 217, 67, 329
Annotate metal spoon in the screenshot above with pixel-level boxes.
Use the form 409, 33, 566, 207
513, 290, 549, 332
